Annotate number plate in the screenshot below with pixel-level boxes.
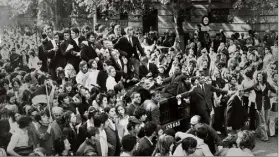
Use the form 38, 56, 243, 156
165, 120, 181, 129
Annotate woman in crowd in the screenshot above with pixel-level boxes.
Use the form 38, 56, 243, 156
116, 104, 129, 141
7, 116, 33, 156
62, 111, 78, 153
244, 71, 277, 142
92, 93, 108, 112
152, 134, 175, 156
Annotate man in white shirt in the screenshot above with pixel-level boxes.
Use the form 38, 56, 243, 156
76, 60, 89, 87
94, 112, 109, 156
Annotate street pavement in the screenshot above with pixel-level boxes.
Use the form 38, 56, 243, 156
253, 136, 278, 156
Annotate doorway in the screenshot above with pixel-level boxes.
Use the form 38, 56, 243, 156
142, 9, 158, 34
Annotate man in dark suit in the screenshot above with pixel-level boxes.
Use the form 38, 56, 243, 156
141, 90, 160, 124
134, 122, 157, 156
139, 56, 159, 79
177, 76, 230, 125
60, 28, 81, 72
104, 107, 121, 156
226, 86, 247, 131
80, 32, 98, 62
114, 26, 146, 79
71, 27, 86, 50
77, 107, 97, 147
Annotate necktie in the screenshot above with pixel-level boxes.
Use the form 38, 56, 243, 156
129, 36, 133, 47
201, 84, 205, 93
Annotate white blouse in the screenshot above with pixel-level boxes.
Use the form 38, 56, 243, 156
7, 129, 29, 151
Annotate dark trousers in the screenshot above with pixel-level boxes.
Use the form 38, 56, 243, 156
242, 96, 257, 130
213, 105, 226, 133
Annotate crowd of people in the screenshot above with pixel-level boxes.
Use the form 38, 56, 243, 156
0, 21, 277, 156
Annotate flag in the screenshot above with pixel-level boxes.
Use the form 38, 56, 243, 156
31, 85, 49, 104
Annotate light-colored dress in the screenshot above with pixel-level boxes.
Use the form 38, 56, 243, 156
116, 115, 129, 141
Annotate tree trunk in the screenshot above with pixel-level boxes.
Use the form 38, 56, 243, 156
174, 12, 185, 53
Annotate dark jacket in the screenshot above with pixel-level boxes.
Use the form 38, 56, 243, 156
60, 39, 81, 72
77, 122, 88, 147
226, 95, 247, 130
80, 43, 97, 62
162, 72, 191, 96
135, 137, 155, 156
105, 122, 121, 156
181, 83, 227, 124
63, 125, 78, 153
114, 35, 145, 60
244, 83, 276, 110
139, 63, 159, 79
76, 138, 102, 156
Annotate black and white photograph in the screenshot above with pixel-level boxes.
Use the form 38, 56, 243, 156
0, 0, 278, 156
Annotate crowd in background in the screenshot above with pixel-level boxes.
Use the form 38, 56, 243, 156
0, 21, 277, 156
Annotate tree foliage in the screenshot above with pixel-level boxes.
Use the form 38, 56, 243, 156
0, 0, 35, 18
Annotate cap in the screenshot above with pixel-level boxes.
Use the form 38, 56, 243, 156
129, 116, 141, 124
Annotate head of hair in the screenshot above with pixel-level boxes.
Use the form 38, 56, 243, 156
71, 27, 80, 35
144, 121, 157, 137
58, 92, 68, 104
86, 31, 97, 40
63, 28, 71, 34
54, 138, 65, 155
104, 106, 114, 114
79, 60, 87, 69
63, 110, 74, 126
237, 130, 255, 150
181, 137, 197, 151
194, 123, 208, 139
94, 112, 108, 127
256, 71, 267, 83
134, 107, 146, 119
156, 135, 174, 155
164, 128, 176, 138
17, 116, 31, 129
86, 127, 99, 138
115, 104, 126, 116
122, 135, 137, 152
96, 93, 108, 105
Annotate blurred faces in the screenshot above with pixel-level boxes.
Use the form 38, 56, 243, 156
81, 64, 88, 74
140, 114, 147, 122
91, 60, 98, 69
257, 73, 263, 82
101, 97, 108, 106
133, 93, 141, 105
152, 93, 161, 104
89, 34, 95, 43
46, 28, 53, 39
71, 30, 79, 39
64, 33, 70, 40
199, 76, 205, 84
109, 67, 116, 77
108, 107, 116, 119
117, 106, 125, 116
70, 113, 77, 124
